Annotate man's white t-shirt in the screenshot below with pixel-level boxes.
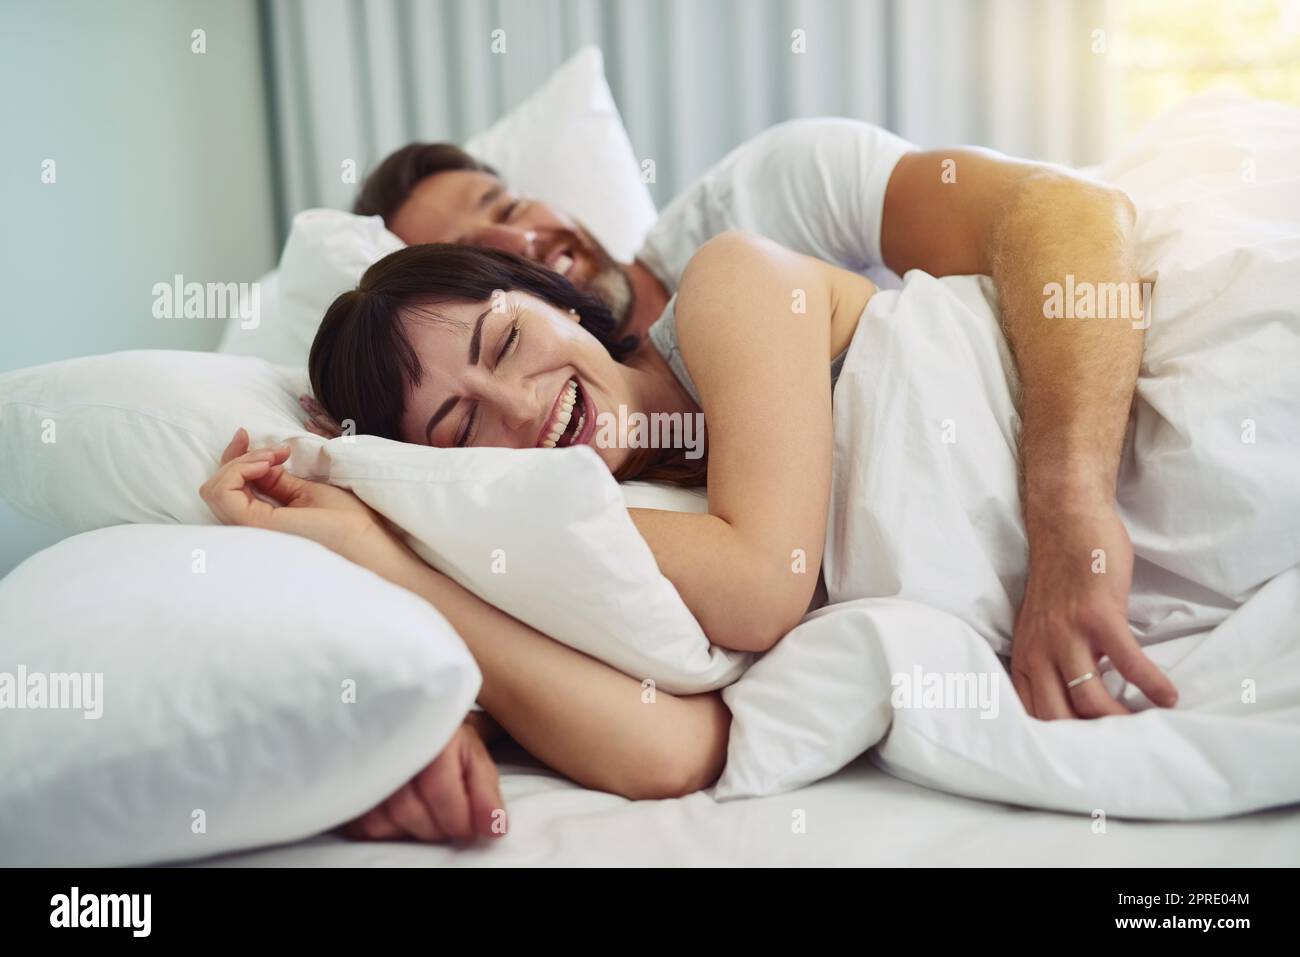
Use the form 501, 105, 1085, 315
636, 118, 916, 292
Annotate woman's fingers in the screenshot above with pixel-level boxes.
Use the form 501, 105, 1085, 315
249, 453, 310, 507
383, 782, 445, 843
299, 395, 343, 438
199, 454, 275, 525
220, 427, 250, 466
416, 750, 476, 842
200, 446, 293, 526
345, 805, 405, 841
343, 727, 506, 845
464, 737, 506, 838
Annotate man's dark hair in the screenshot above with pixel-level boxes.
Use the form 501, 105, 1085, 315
353, 143, 498, 223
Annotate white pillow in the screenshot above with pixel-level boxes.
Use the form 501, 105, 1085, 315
317, 436, 744, 692
0, 523, 480, 866
218, 215, 401, 369
218, 46, 655, 367
0, 350, 743, 693
464, 46, 656, 263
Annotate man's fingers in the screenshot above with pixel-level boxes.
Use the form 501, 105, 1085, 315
1060, 648, 1130, 719
1011, 666, 1036, 718
1030, 660, 1078, 720
1099, 624, 1180, 709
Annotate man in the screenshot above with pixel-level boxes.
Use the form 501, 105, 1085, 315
346, 118, 1179, 724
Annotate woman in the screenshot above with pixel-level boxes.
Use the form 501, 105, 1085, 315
200, 231, 876, 842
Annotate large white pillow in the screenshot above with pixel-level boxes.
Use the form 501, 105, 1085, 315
218, 46, 655, 367
218, 215, 401, 371
463, 46, 656, 263
0, 350, 743, 693
0, 523, 480, 866
315, 436, 743, 692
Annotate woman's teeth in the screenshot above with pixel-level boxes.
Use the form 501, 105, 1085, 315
540, 378, 579, 448
554, 253, 574, 276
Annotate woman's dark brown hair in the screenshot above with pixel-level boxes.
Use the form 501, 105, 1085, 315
308, 244, 709, 487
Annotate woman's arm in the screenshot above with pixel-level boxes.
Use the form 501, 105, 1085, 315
630, 231, 874, 653
201, 434, 732, 801
375, 551, 732, 800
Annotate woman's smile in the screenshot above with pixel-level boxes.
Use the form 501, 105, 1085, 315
536, 377, 599, 448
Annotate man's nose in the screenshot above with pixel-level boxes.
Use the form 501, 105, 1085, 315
472, 224, 539, 260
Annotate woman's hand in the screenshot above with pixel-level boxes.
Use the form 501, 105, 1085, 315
343, 719, 507, 843
200, 427, 412, 575
299, 394, 344, 439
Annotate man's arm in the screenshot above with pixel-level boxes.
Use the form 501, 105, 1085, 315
881, 148, 1178, 719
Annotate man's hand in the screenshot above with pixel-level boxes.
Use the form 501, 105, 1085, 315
882, 149, 1176, 720
1012, 498, 1178, 719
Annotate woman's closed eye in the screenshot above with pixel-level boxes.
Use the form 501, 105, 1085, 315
497, 318, 521, 364
455, 317, 523, 448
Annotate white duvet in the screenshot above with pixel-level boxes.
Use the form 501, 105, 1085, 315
717, 96, 1300, 818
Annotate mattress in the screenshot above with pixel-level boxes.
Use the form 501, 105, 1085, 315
195, 741, 1300, 867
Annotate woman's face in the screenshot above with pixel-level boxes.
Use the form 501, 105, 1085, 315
396, 290, 637, 472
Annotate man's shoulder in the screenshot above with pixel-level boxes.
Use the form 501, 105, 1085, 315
711, 117, 902, 175
637, 119, 915, 287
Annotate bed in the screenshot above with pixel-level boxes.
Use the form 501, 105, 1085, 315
2, 50, 1297, 868
196, 742, 1300, 867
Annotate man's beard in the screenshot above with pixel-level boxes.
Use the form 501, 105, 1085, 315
586, 259, 635, 330
567, 224, 635, 331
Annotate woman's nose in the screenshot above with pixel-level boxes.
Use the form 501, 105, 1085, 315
476, 377, 548, 441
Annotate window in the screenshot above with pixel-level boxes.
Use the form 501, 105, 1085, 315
1115, 0, 1300, 134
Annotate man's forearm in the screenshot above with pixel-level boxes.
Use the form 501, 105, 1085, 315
990, 172, 1145, 516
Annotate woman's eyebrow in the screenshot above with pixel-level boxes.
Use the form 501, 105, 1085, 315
424, 395, 458, 445
466, 307, 490, 365
425, 306, 493, 443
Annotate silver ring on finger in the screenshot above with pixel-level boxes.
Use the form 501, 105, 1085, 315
1066, 671, 1097, 690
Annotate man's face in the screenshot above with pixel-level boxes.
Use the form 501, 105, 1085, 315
388, 170, 633, 322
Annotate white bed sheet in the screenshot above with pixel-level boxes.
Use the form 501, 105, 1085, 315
195, 743, 1300, 867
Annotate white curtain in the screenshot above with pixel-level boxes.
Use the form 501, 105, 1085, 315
262, 0, 1111, 236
